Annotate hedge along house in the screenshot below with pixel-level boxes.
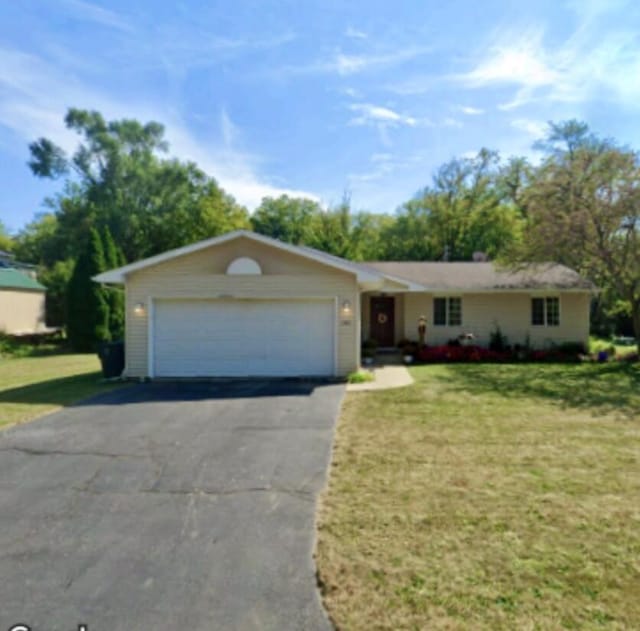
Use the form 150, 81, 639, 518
93, 230, 594, 379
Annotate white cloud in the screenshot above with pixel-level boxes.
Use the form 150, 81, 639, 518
510, 118, 548, 139
349, 103, 417, 127
461, 33, 558, 89
340, 87, 362, 99
456, 105, 484, 115
458, 19, 640, 110
278, 45, 431, 78
61, 0, 133, 32
219, 108, 237, 148
348, 150, 429, 184
0, 46, 317, 211
442, 117, 463, 128
345, 27, 368, 40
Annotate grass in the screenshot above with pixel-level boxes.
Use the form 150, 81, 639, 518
348, 370, 375, 384
589, 335, 638, 358
317, 363, 640, 630
0, 353, 126, 428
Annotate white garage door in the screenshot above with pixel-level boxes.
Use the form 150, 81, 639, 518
152, 299, 335, 377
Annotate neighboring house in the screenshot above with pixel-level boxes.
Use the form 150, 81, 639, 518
0, 266, 46, 335
94, 230, 593, 379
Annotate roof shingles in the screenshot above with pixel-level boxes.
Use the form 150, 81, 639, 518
0, 268, 45, 291
364, 262, 594, 291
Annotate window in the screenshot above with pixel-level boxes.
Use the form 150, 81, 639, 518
433, 297, 462, 326
448, 298, 462, 326
531, 297, 560, 326
433, 297, 447, 325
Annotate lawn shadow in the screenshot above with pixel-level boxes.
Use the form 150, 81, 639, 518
0, 376, 337, 408
429, 362, 640, 419
0, 372, 115, 409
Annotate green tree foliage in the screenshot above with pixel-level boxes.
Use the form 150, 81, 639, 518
38, 259, 74, 327
66, 228, 110, 352
0, 220, 13, 252
251, 195, 321, 244
251, 194, 396, 261
520, 120, 640, 351
102, 227, 126, 340
26, 108, 250, 264
383, 149, 523, 261
13, 213, 65, 267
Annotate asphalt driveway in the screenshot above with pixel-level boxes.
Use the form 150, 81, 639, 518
0, 380, 344, 631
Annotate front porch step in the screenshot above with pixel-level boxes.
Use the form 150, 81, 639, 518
377, 347, 400, 354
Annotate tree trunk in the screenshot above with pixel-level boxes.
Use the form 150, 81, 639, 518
633, 301, 640, 356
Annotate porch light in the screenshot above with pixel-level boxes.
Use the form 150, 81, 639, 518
341, 299, 353, 317
133, 302, 146, 316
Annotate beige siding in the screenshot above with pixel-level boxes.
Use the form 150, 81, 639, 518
0, 290, 45, 334
403, 292, 590, 348
124, 237, 359, 377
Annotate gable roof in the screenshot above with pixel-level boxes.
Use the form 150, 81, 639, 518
0, 268, 46, 291
93, 230, 385, 285
364, 261, 594, 291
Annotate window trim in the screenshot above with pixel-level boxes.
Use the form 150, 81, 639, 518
433, 296, 463, 327
531, 295, 561, 327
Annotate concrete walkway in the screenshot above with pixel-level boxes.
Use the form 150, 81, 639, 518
347, 364, 414, 392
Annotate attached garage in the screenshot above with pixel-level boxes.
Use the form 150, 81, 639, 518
152, 298, 335, 377
93, 230, 384, 379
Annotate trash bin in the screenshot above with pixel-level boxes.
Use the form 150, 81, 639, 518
98, 341, 125, 378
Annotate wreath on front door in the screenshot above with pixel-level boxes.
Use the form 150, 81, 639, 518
377, 313, 389, 325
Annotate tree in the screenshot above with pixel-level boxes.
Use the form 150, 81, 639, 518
27, 108, 250, 264
38, 259, 74, 327
0, 220, 13, 252
386, 149, 523, 261
251, 195, 322, 244
102, 227, 126, 340
522, 121, 640, 352
346, 211, 395, 261
66, 228, 110, 351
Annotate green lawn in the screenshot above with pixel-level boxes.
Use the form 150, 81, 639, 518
0, 354, 126, 428
317, 363, 640, 630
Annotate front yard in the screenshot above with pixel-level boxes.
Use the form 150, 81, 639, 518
0, 354, 125, 428
317, 363, 640, 630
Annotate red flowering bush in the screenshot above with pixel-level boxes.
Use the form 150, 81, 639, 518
416, 344, 583, 363
417, 344, 510, 363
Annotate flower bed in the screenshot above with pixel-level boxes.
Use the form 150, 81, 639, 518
416, 344, 582, 363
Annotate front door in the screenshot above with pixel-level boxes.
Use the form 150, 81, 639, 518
370, 296, 395, 347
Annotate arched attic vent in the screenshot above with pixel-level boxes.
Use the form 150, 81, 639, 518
226, 257, 262, 275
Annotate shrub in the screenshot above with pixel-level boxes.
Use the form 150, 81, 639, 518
415, 343, 584, 364
555, 341, 587, 355
489, 324, 509, 352
417, 345, 511, 363
348, 370, 375, 384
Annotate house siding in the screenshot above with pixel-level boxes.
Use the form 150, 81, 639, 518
402, 292, 590, 348
124, 237, 359, 377
0, 289, 45, 334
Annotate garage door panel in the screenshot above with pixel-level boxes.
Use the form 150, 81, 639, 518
153, 299, 334, 377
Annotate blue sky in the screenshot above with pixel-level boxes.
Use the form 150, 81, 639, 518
2, 0, 640, 232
